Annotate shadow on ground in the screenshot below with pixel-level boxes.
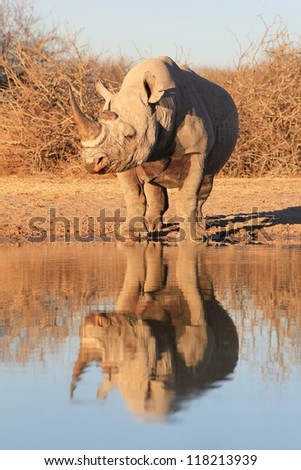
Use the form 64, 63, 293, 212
207, 206, 301, 244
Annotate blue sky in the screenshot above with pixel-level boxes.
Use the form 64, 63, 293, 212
37, 0, 301, 67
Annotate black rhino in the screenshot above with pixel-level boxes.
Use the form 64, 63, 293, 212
70, 56, 238, 240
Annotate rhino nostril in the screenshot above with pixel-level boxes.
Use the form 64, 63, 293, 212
93, 156, 109, 172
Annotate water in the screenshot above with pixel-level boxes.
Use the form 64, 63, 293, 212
0, 242, 301, 450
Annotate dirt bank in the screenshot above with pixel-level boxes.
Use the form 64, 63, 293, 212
1, 175, 300, 244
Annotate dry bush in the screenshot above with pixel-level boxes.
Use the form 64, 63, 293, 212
200, 19, 301, 176
0, 1, 127, 175
1, 5, 300, 176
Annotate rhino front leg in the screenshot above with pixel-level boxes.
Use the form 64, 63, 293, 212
144, 183, 168, 233
117, 170, 148, 240
176, 155, 207, 241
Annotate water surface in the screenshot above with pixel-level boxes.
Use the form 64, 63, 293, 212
0, 243, 301, 449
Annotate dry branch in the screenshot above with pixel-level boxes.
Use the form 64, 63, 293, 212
1, 4, 300, 176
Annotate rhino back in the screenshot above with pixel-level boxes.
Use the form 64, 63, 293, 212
120, 56, 178, 93
192, 73, 238, 174
177, 68, 238, 169
116, 57, 238, 175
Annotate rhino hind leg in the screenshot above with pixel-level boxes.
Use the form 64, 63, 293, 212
144, 183, 169, 234
197, 174, 214, 222
175, 155, 208, 241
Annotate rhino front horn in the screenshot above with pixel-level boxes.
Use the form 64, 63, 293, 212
69, 86, 102, 141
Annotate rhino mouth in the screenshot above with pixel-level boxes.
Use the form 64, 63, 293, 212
85, 156, 110, 174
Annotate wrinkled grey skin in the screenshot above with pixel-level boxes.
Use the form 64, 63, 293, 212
70, 56, 238, 240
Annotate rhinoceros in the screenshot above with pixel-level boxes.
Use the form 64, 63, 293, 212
69, 56, 238, 240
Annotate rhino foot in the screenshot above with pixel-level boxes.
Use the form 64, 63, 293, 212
165, 220, 208, 243
117, 221, 209, 243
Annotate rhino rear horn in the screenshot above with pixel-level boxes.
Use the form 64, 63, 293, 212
69, 86, 102, 141
95, 80, 113, 102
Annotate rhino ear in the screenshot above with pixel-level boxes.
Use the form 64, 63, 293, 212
143, 71, 165, 104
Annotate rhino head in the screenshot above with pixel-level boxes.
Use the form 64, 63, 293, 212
69, 72, 164, 174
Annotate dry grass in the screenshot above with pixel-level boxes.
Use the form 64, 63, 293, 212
1, 4, 301, 176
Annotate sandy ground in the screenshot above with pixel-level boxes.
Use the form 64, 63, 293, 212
0, 175, 300, 245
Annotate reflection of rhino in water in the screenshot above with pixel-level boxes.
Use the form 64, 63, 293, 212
71, 244, 238, 419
